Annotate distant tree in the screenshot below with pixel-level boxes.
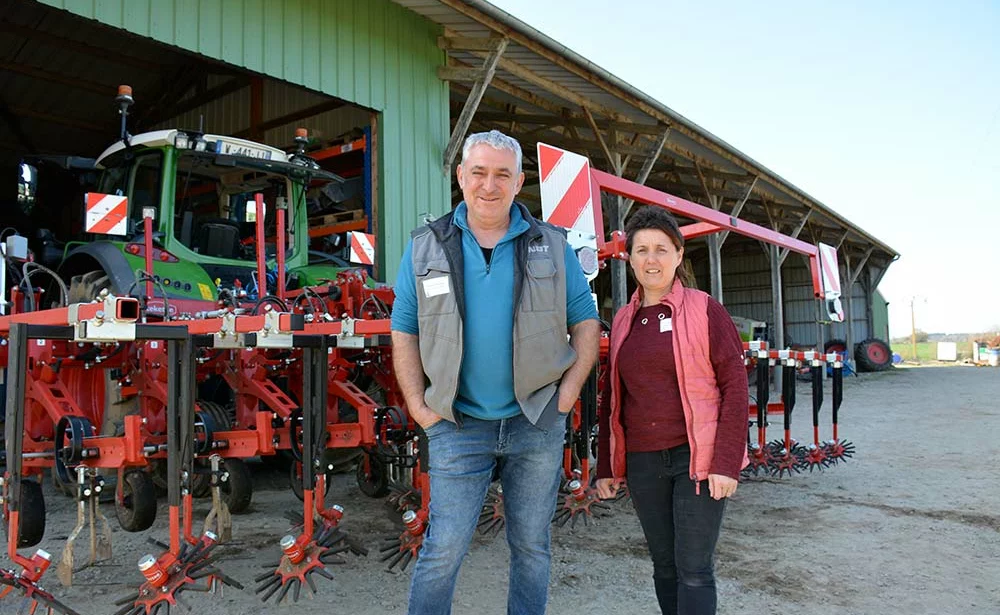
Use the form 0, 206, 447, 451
913, 329, 929, 343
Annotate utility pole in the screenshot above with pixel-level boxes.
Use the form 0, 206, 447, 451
910, 296, 917, 363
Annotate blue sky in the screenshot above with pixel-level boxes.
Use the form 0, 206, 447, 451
489, 0, 1000, 336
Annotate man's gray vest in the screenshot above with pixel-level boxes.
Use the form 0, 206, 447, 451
409, 202, 577, 425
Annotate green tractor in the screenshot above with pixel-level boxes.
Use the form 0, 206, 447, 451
13, 88, 356, 316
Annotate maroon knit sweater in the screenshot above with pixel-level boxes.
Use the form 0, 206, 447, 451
596, 298, 749, 480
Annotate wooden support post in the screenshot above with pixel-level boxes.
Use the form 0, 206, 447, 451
841, 253, 854, 363
708, 235, 723, 303
607, 193, 628, 315
769, 243, 784, 395
718, 175, 758, 247
778, 210, 812, 267
621, 127, 670, 219
442, 38, 509, 173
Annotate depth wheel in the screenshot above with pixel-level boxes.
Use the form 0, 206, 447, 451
115, 470, 157, 532
3, 480, 46, 547
219, 458, 253, 514
356, 451, 389, 498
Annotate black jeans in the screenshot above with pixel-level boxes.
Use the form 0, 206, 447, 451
626, 444, 726, 615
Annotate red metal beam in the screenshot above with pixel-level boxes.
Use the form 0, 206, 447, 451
592, 169, 818, 257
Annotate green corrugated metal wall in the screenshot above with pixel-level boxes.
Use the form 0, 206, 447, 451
39, 0, 450, 280
873, 289, 890, 342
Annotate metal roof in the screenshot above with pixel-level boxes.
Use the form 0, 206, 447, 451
393, 0, 898, 277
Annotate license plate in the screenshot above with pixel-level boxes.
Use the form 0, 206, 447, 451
217, 141, 273, 160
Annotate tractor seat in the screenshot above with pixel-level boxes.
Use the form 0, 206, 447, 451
194, 218, 241, 259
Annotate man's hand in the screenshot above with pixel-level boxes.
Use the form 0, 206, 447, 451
409, 403, 443, 431
707, 474, 738, 500
595, 478, 623, 500
557, 386, 578, 414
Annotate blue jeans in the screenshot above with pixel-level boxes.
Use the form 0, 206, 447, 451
626, 444, 727, 615
407, 413, 566, 615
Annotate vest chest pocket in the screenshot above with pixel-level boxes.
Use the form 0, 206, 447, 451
416, 260, 457, 316
525, 258, 557, 312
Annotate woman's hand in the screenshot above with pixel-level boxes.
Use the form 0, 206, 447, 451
707, 474, 738, 500
595, 478, 623, 500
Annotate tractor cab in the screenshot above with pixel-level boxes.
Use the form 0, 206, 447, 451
59, 127, 345, 309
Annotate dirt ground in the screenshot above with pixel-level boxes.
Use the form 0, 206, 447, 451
16, 365, 1000, 615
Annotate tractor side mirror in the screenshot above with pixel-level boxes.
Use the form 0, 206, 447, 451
17, 162, 38, 213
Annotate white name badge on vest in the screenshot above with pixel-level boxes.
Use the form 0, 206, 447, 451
659, 317, 673, 333
423, 276, 451, 298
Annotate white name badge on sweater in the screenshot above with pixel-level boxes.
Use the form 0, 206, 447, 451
660, 317, 673, 333
423, 276, 451, 298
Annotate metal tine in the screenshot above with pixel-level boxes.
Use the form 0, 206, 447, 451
186, 553, 223, 574
304, 572, 318, 595
111, 602, 138, 615
319, 551, 346, 565
114, 592, 141, 607
346, 536, 370, 557
214, 571, 244, 590
254, 571, 278, 584
260, 561, 282, 569
291, 578, 301, 603
311, 566, 335, 581
379, 541, 402, 558
259, 578, 283, 602
274, 579, 293, 604
398, 551, 414, 572
255, 575, 282, 595
383, 548, 407, 568
146, 538, 170, 551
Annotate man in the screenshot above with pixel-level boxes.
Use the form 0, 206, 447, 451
391, 130, 600, 615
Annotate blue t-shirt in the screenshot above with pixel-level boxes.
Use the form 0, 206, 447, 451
391, 203, 598, 420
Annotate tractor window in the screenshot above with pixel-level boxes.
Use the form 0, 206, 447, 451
129, 154, 163, 229
96, 152, 163, 234
174, 152, 291, 261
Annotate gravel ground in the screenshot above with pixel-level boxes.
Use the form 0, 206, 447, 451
12, 365, 1000, 615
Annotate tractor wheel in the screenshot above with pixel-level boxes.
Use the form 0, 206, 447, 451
855, 338, 892, 372
115, 470, 157, 532
824, 339, 847, 355
4, 480, 46, 547
67, 270, 112, 304
356, 451, 389, 498
219, 458, 253, 514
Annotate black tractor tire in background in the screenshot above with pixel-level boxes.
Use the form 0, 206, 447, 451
824, 339, 847, 355
4, 480, 46, 547
855, 338, 892, 372
115, 470, 157, 532
67, 270, 112, 304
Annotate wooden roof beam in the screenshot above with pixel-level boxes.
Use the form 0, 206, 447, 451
441, 37, 510, 172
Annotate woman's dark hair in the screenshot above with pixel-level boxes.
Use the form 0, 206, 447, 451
624, 206, 697, 288
624, 206, 684, 253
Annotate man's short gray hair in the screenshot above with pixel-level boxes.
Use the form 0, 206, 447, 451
461, 130, 523, 174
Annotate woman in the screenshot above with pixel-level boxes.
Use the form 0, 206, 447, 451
595, 206, 749, 615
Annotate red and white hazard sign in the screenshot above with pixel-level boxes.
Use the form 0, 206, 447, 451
818, 242, 845, 322
349, 231, 375, 266
85, 193, 128, 236
537, 143, 597, 241
818, 243, 841, 297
